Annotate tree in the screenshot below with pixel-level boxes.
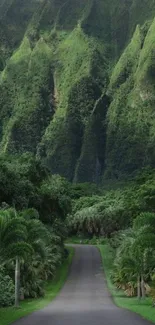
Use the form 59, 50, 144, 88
113, 214, 155, 299
39, 175, 71, 224
0, 209, 32, 307
0, 208, 49, 307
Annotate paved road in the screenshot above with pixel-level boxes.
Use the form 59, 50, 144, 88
13, 245, 152, 325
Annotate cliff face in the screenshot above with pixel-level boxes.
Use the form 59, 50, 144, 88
0, 0, 155, 182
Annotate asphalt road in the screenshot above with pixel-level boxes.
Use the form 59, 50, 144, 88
13, 245, 152, 325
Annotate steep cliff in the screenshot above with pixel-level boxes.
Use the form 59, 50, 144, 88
0, 0, 155, 182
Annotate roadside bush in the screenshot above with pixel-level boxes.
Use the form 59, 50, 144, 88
0, 270, 15, 307
68, 198, 129, 238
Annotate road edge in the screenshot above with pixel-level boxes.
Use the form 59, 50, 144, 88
0, 246, 74, 325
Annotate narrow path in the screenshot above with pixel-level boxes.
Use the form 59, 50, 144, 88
13, 245, 152, 325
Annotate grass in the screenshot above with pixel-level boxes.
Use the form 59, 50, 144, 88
98, 244, 155, 323
0, 246, 74, 325
66, 235, 106, 245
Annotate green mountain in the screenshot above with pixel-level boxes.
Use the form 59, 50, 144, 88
0, 0, 155, 182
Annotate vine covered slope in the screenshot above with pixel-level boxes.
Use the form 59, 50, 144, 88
1, 0, 155, 182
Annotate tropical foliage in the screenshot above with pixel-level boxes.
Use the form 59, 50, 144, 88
0, 154, 71, 308
107, 211, 155, 300
0, 268, 14, 307
67, 170, 155, 302
1, 0, 155, 320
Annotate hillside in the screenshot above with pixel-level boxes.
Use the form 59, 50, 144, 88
0, 0, 155, 182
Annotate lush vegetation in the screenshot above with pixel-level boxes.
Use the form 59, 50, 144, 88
0, 153, 72, 312
111, 213, 155, 299
99, 244, 155, 323
0, 247, 74, 325
1, 0, 155, 322
0, 0, 155, 182
4, 153, 155, 318
66, 171, 155, 322
67, 168, 155, 320
67, 169, 154, 238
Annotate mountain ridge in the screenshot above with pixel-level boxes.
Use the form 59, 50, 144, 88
0, 0, 155, 182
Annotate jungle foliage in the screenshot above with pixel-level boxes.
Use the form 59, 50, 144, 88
68, 169, 155, 301
1, 0, 155, 311
68, 169, 155, 237
0, 153, 71, 307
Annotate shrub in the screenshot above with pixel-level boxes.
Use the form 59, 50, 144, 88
0, 269, 15, 307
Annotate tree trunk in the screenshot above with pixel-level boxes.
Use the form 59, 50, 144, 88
137, 275, 141, 299
15, 256, 20, 308
141, 274, 145, 299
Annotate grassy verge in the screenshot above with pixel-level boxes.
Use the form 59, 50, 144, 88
66, 236, 105, 245
0, 247, 74, 325
98, 244, 155, 323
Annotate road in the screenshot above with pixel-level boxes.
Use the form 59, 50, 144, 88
13, 245, 152, 325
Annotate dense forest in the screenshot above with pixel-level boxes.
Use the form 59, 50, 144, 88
1, 0, 155, 322
0, 153, 73, 307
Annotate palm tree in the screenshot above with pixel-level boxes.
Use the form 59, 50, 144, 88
18, 212, 50, 304
113, 229, 141, 298
133, 213, 155, 298
114, 225, 155, 299
0, 208, 50, 307
0, 209, 33, 307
